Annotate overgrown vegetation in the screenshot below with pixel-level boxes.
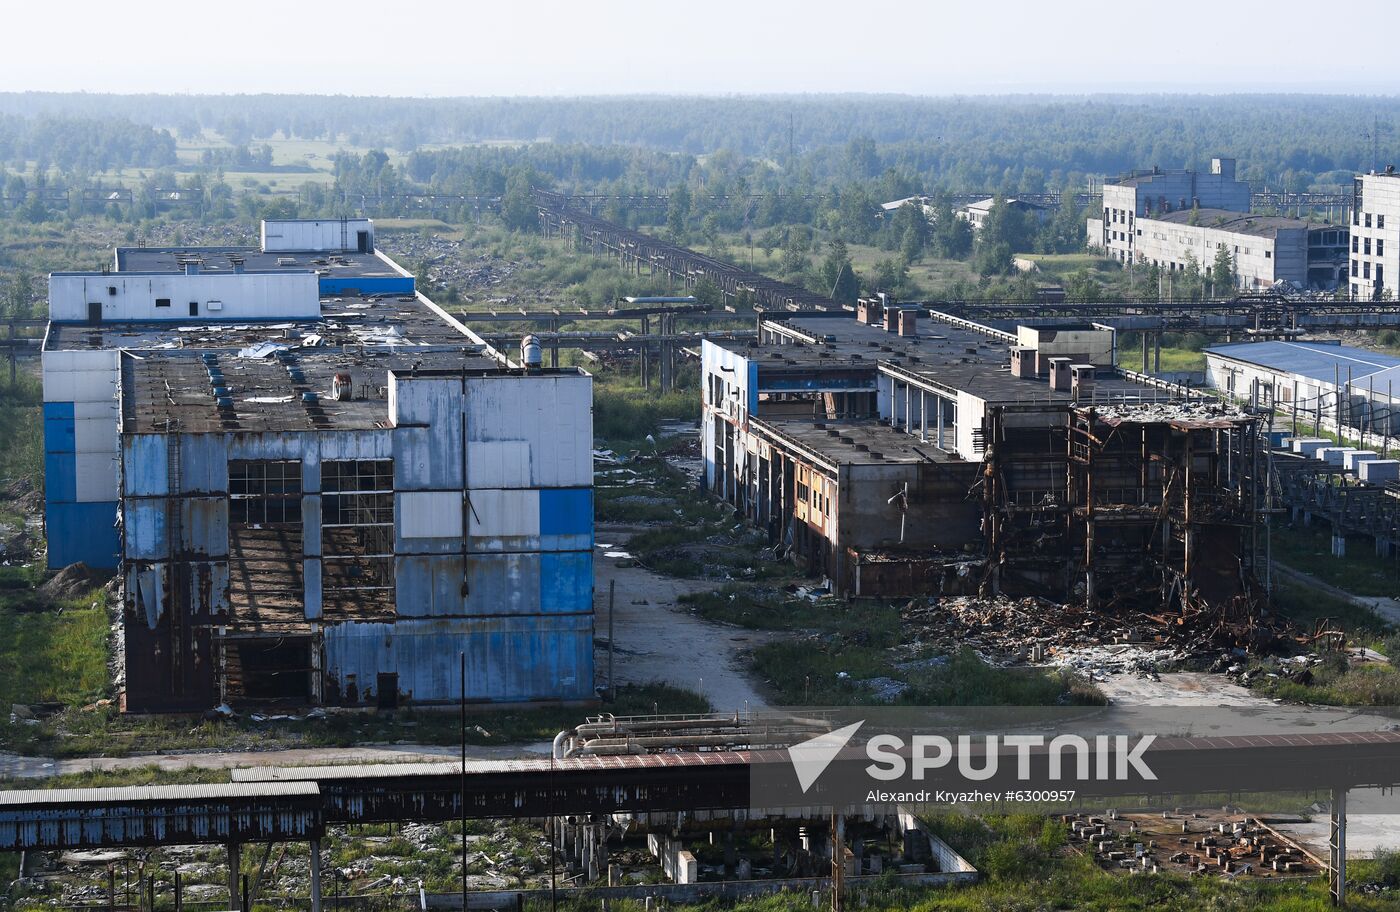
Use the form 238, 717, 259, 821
1, 682, 709, 758
684, 586, 1102, 707
1273, 524, 1400, 598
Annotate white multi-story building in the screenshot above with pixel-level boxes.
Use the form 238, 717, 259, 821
1095, 158, 1251, 264
1348, 170, 1400, 300
1128, 209, 1347, 292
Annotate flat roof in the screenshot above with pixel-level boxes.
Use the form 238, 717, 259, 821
768, 313, 1156, 404
46, 294, 474, 352
754, 417, 958, 466
1149, 209, 1322, 238
120, 349, 499, 435
0, 782, 318, 806
114, 246, 401, 279
1206, 340, 1400, 385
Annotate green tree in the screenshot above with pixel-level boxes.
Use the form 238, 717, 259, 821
665, 183, 691, 242
929, 195, 973, 259
758, 227, 782, 259
1065, 268, 1102, 303
821, 240, 861, 304
1211, 245, 1238, 297
499, 166, 539, 232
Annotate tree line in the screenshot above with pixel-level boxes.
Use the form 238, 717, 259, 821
3, 92, 1399, 192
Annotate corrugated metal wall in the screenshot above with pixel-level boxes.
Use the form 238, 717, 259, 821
43, 350, 121, 569
323, 614, 593, 703
119, 370, 594, 709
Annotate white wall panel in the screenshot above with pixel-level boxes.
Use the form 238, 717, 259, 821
262, 219, 373, 252
467, 489, 540, 538
49, 272, 319, 322
465, 440, 530, 489
400, 491, 464, 538
464, 376, 591, 488
74, 417, 118, 454
75, 452, 119, 502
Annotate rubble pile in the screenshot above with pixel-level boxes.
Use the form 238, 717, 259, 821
1090, 400, 1250, 424
377, 234, 526, 293
898, 595, 1267, 677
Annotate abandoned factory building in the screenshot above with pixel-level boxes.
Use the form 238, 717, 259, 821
702, 302, 1269, 613
42, 220, 594, 712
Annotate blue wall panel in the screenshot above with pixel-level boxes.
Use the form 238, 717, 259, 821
539, 488, 592, 536
318, 276, 415, 296
540, 551, 592, 614
47, 501, 119, 569
324, 614, 594, 703
44, 453, 76, 503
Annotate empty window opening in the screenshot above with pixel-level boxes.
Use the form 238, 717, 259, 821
226, 459, 304, 627
321, 459, 395, 617
155, 298, 171, 308
234, 639, 312, 701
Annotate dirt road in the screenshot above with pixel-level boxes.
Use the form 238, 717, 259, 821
594, 524, 771, 713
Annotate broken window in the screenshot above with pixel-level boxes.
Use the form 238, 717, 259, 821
226, 460, 305, 629
230, 460, 302, 525
321, 459, 395, 616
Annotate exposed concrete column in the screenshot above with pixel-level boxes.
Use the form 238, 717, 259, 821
904, 383, 912, 434
591, 822, 607, 882
309, 839, 322, 912
1142, 333, 1150, 374
1154, 333, 1162, 373
936, 396, 945, 450
226, 842, 241, 912
919, 391, 927, 442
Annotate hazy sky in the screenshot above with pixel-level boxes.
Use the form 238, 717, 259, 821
3, 0, 1398, 96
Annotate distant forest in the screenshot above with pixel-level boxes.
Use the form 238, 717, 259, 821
2, 93, 1400, 193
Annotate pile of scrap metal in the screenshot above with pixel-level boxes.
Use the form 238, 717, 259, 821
899, 592, 1290, 668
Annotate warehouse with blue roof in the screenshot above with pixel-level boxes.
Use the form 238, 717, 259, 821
1205, 340, 1400, 434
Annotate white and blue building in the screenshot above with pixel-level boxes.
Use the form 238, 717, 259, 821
42, 220, 595, 711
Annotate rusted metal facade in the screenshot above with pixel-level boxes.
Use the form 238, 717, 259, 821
983, 404, 1269, 620
118, 362, 595, 713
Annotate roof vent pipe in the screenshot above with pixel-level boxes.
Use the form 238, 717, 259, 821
521, 334, 543, 372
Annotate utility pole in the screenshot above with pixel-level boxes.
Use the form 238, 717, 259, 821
460, 651, 468, 908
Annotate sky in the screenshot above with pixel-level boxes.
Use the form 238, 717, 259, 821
2, 0, 1398, 97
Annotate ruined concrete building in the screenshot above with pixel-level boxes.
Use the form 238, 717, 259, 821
701, 300, 1268, 614
42, 220, 594, 711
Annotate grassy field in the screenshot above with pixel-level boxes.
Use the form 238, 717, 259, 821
683, 586, 1102, 707
1272, 523, 1400, 598
1115, 342, 1208, 372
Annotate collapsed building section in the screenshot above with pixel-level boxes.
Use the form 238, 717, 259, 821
702, 300, 1269, 614
986, 402, 1268, 619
